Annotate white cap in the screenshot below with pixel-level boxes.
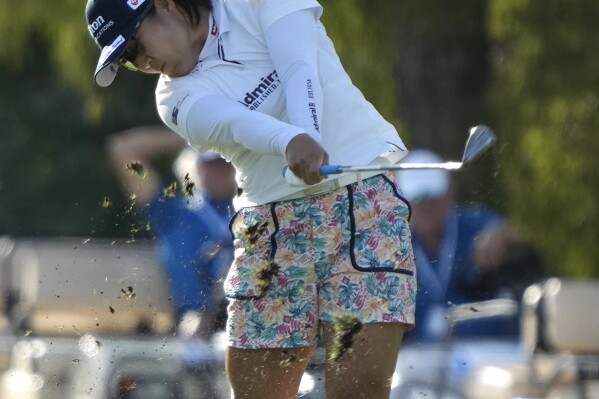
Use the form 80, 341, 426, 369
172, 149, 226, 186
396, 149, 450, 203
197, 151, 222, 162
172, 148, 202, 188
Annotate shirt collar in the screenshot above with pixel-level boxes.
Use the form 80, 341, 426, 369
211, 0, 230, 35
198, 0, 230, 62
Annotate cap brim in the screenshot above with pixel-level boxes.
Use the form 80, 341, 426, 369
93, 23, 137, 87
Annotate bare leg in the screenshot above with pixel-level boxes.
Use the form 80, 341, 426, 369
322, 322, 405, 399
226, 346, 314, 399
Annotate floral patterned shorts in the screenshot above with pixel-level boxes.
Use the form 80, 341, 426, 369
224, 172, 416, 349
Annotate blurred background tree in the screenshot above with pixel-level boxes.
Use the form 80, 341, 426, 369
0, 0, 597, 277
488, 0, 599, 277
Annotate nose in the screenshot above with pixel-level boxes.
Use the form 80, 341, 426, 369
141, 56, 153, 71
144, 56, 164, 74
133, 54, 158, 73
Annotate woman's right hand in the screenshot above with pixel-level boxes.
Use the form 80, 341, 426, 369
285, 133, 329, 185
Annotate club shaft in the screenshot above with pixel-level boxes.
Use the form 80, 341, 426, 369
320, 162, 463, 175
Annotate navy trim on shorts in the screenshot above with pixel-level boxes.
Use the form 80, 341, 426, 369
225, 203, 280, 301
269, 202, 279, 261
227, 210, 238, 241
346, 178, 414, 276
381, 174, 412, 221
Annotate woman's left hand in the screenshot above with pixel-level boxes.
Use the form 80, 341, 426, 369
285, 133, 329, 185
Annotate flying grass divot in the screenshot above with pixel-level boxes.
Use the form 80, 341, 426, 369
329, 314, 363, 365
125, 161, 147, 178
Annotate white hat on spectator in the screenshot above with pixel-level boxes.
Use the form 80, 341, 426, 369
197, 151, 222, 162
172, 148, 202, 188
395, 149, 450, 203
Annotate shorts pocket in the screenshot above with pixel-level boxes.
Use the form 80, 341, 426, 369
224, 205, 279, 300
349, 174, 415, 275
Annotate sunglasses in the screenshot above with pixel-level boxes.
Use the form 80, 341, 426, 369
119, 36, 140, 71
117, 2, 154, 72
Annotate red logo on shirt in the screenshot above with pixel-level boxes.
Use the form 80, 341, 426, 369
211, 16, 219, 35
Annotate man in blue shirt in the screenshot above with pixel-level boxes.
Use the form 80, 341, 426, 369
396, 149, 542, 342
107, 126, 237, 338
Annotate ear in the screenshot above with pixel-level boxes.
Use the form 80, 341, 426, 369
154, 0, 176, 13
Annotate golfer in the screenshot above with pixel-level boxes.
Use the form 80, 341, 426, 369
86, 0, 416, 397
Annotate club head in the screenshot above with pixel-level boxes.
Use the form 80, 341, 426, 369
461, 125, 497, 165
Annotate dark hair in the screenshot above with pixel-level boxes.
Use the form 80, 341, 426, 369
145, 0, 211, 27
174, 0, 213, 27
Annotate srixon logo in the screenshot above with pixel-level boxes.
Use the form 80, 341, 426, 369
239, 70, 280, 111
88, 16, 105, 35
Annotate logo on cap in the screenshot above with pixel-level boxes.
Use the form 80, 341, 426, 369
127, 0, 146, 10
89, 16, 115, 41
88, 16, 106, 35
98, 34, 126, 64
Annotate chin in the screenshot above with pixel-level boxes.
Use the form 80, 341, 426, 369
167, 60, 197, 78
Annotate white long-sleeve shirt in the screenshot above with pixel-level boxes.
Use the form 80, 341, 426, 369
156, 0, 407, 208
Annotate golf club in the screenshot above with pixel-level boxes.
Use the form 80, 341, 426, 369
319, 124, 496, 175
283, 125, 496, 186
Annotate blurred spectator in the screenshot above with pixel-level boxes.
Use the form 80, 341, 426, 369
107, 126, 237, 338
396, 149, 544, 342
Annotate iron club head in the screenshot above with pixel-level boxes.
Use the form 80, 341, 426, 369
461, 125, 497, 166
